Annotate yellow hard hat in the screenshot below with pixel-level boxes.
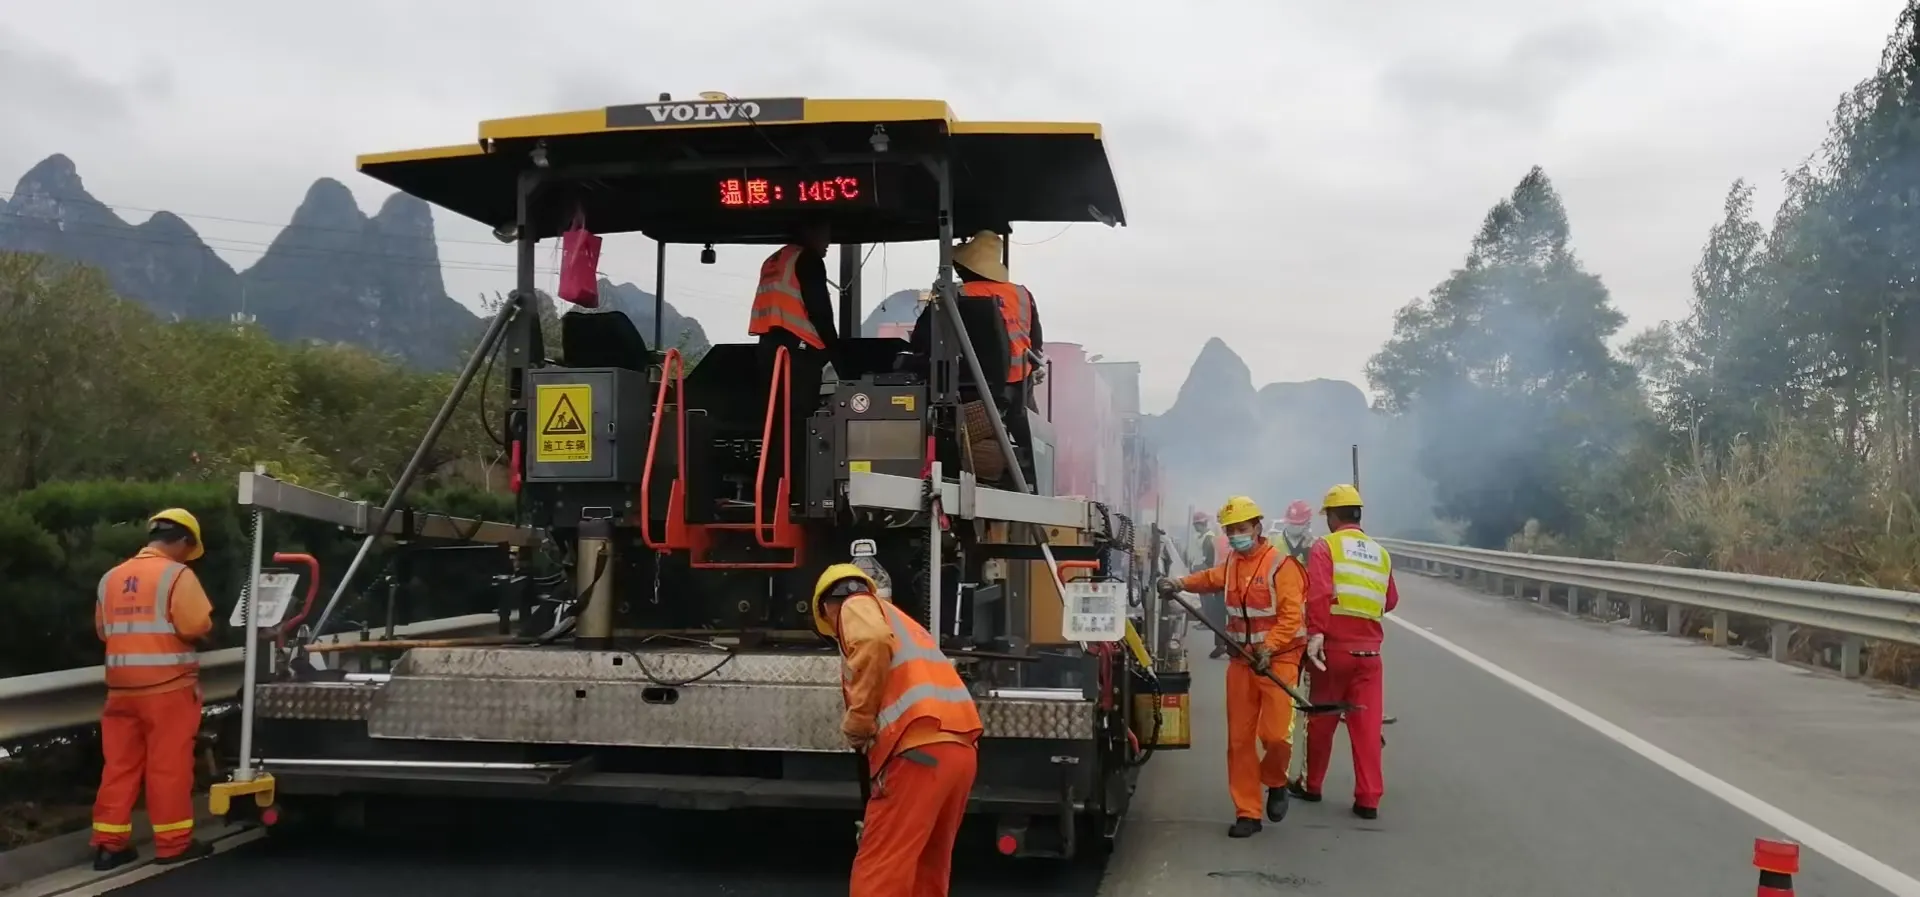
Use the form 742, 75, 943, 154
1322, 484, 1363, 510
811, 563, 878, 638
950, 230, 1010, 283
148, 508, 205, 561
1217, 496, 1263, 528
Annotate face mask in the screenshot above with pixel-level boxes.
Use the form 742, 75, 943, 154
1228, 533, 1256, 552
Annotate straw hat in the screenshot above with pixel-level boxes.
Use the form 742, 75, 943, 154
951, 230, 1010, 283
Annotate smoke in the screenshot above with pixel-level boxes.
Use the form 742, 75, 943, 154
1143, 338, 1441, 541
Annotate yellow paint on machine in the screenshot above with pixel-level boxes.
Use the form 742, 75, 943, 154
535, 384, 593, 463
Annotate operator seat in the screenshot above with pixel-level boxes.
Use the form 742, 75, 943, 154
906, 294, 1012, 403
560, 307, 653, 370
906, 295, 1032, 483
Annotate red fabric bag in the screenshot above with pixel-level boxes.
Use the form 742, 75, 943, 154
558, 210, 602, 308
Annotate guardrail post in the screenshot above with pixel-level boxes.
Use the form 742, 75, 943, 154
1710, 611, 1729, 647
1626, 595, 1643, 627
1840, 636, 1865, 679
1770, 622, 1792, 662
1511, 578, 1523, 600
1665, 604, 1683, 636
1565, 585, 1581, 615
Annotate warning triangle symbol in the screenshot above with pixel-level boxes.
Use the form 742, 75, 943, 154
541, 395, 587, 435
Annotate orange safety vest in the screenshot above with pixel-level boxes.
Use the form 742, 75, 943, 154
1221, 545, 1306, 647
839, 595, 983, 774
96, 554, 200, 691
960, 281, 1034, 382
748, 244, 825, 349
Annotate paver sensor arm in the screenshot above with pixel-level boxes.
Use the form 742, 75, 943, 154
303, 294, 521, 644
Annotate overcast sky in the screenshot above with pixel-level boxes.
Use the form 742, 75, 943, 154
2, 0, 1905, 412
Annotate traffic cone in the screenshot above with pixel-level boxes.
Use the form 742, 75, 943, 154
1753, 838, 1798, 896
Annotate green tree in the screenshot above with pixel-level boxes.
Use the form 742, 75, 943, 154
1367, 168, 1638, 547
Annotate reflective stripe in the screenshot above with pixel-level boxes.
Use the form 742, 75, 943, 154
150, 818, 195, 833
874, 681, 978, 730
103, 621, 178, 635
106, 652, 199, 667
1224, 549, 1286, 646
749, 245, 824, 348
1324, 529, 1390, 620
880, 602, 952, 666
960, 281, 1034, 381
93, 821, 134, 834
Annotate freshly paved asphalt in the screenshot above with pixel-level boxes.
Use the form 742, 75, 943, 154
67, 572, 1920, 896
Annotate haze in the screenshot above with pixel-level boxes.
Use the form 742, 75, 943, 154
1, 0, 1899, 411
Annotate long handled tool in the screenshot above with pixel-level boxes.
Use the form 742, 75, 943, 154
851, 748, 871, 845
1160, 589, 1357, 715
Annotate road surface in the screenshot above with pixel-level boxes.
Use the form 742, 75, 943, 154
26, 572, 1920, 896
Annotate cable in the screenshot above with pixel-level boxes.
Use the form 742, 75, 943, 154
621, 638, 738, 688
1011, 224, 1074, 246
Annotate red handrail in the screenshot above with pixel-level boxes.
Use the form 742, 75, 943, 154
641, 349, 689, 550
1055, 560, 1100, 583
754, 346, 794, 548
272, 553, 321, 634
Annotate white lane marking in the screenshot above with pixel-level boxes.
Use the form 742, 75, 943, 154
1387, 614, 1920, 897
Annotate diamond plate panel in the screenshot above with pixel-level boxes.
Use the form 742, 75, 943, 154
359, 646, 1096, 748
397, 646, 841, 685
257, 683, 381, 721
978, 699, 1096, 740
369, 677, 851, 750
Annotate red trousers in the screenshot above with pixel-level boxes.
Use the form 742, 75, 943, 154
92, 685, 202, 857
1304, 650, 1384, 808
851, 741, 977, 897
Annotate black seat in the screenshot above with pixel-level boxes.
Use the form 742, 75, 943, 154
907, 296, 1012, 401
560, 308, 653, 370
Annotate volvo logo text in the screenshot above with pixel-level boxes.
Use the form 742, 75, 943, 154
606, 97, 805, 129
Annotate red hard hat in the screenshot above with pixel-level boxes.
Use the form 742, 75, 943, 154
1283, 500, 1314, 526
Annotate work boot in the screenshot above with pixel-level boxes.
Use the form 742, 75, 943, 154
154, 840, 214, 866
1351, 804, 1378, 821
1227, 817, 1262, 838
1286, 778, 1321, 802
92, 846, 137, 872
1266, 786, 1290, 822
1209, 644, 1230, 660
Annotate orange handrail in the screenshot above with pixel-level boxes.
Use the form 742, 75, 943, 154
754, 346, 793, 548
641, 349, 688, 551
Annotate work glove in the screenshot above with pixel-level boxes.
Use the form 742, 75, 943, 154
1251, 645, 1273, 674
1156, 577, 1181, 598
1306, 633, 1327, 672
845, 730, 875, 752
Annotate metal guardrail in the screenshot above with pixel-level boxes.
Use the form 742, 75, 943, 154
1379, 539, 1920, 678
0, 614, 501, 743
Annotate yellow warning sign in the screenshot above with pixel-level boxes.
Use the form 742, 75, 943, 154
535, 384, 593, 463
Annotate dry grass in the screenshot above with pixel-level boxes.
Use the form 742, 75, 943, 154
1576, 425, 1920, 687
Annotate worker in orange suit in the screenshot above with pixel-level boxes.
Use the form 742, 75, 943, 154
91, 508, 217, 870
1158, 496, 1308, 838
813, 563, 984, 897
1290, 484, 1399, 819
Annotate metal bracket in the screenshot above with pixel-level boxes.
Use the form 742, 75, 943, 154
847, 471, 1095, 531
238, 471, 536, 547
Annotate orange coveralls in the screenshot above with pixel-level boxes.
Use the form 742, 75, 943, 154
92, 547, 213, 858
1179, 541, 1308, 820
837, 594, 983, 897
